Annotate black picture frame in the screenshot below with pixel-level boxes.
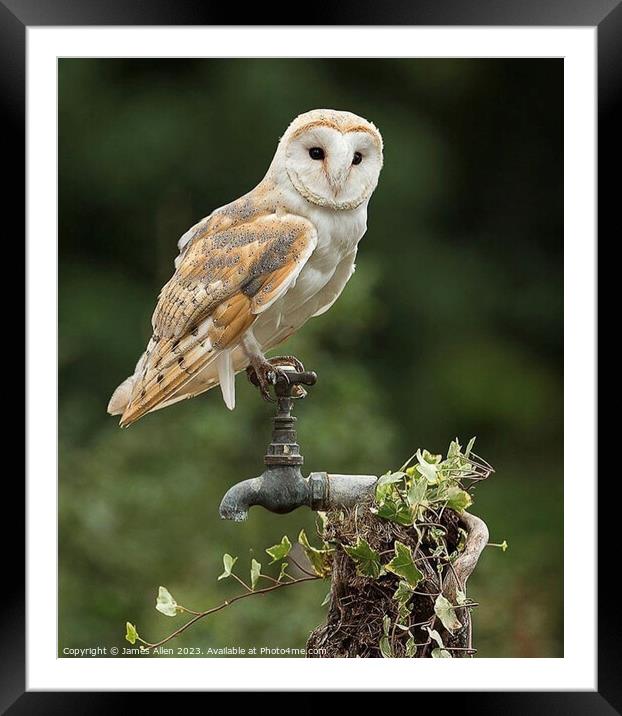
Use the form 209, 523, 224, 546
7, 0, 613, 710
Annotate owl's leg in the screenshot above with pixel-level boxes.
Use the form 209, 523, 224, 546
241, 332, 281, 401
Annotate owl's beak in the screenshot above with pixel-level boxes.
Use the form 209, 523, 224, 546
326, 142, 351, 195
327, 169, 350, 196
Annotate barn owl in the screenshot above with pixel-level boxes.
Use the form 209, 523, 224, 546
108, 109, 383, 426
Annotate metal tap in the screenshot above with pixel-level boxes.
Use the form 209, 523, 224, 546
219, 366, 377, 522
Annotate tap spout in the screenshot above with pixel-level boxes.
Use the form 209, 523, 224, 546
219, 465, 310, 522
219, 468, 378, 521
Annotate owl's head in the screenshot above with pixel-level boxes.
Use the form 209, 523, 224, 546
275, 109, 383, 211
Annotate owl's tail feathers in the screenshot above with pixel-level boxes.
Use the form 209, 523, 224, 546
107, 344, 244, 425
107, 342, 153, 419
216, 351, 236, 410
107, 376, 134, 416
107, 298, 255, 426
113, 327, 238, 428
107, 371, 202, 421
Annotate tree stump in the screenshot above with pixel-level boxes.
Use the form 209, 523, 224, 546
307, 503, 489, 658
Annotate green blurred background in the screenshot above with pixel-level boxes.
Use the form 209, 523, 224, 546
59, 58, 563, 658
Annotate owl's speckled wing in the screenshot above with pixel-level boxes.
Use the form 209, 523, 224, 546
112, 212, 317, 426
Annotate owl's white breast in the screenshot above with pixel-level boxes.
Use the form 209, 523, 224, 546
252, 194, 368, 350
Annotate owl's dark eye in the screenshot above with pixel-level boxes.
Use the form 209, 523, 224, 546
309, 147, 325, 160
352, 151, 363, 165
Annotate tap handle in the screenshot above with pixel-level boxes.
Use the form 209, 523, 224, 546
274, 370, 317, 396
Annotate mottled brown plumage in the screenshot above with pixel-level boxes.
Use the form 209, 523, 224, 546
115, 213, 315, 426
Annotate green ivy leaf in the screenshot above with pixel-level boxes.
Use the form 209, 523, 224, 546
426, 626, 447, 651
445, 486, 473, 513
316, 511, 329, 532
447, 438, 462, 458
375, 471, 406, 502
416, 449, 440, 484
397, 603, 411, 623
277, 562, 289, 582
125, 622, 138, 645
344, 537, 383, 579
217, 553, 238, 580
427, 449, 443, 464
377, 471, 407, 487
374, 499, 412, 526
434, 594, 462, 634
428, 526, 446, 547
426, 624, 454, 657
380, 616, 393, 657
456, 589, 468, 605
155, 586, 178, 617
406, 477, 428, 519
393, 580, 414, 605
385, 542, 423, 588
407, 476, 428, 502
399, 452, 419, 471
457, 527, 468, 552
298, 530, 332, 577
382, 614, 391, 636
405, 636, 417, 657
379, 636, 393, 658
265, 536, 292, 563
250, 559, 261, 590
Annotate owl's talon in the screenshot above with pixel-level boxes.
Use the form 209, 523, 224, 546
266, 370, 278, 385
246, 362, 279, 402
246, 357, 305, 401
268, 355, 305, 373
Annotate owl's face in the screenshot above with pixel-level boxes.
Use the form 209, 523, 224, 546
278, 110, 383, 211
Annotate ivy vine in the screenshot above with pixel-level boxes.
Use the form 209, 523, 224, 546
124, 437, 504, 657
